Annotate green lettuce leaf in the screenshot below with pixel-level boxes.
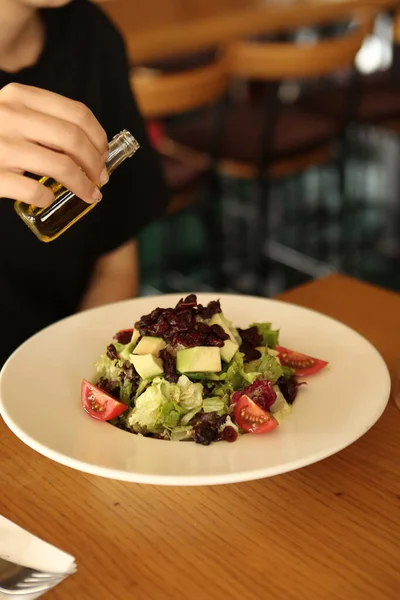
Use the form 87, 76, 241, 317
180, 407, 202, 426
250, 322, 280, 348
202, 396, 229, 415
95, 352, 123, 382
182, 372, 220, 381
172, 375, 203, 410
188, 352, 253, 399
119, 380, 133, 405
134, 379, 150, 399
244, 351, 283, 384
282, 365, 295, 379
218, 352, 246, 386
127, 375, 204, 434
271, 387, 292, 423
127, 382, 167, 433
212, 385, 229, 397
184, 352, 251, 390
113, 342, 125, 354
160, 402, 184, 429
169, 426, 194, 441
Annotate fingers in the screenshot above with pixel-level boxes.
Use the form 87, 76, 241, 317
0, 83, 109, 206
0, 171, 55, 208
20, 106, 109, 186
1, 83, 108, 156
2, 140, 102, 204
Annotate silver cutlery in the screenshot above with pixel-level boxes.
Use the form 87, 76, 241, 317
0, 557, 76, 596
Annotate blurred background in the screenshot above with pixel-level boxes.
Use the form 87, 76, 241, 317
98, 0, 400, 297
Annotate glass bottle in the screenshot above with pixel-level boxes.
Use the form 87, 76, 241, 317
14, 130, 140, 242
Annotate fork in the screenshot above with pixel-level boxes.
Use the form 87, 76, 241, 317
0, 557, 76, 596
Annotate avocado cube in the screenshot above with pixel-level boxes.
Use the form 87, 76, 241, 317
119, 329, 141, 361
130, 354, 164, 379
220, 338, 239, 363
133, 336, 166, 357
208, 314, 239, 362
131, 329, 140, 345
176, 347, 222, 373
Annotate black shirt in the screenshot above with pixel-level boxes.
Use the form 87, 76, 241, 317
0, 0, 167, 367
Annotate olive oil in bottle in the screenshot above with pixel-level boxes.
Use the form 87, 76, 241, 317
14, 130, 140, 242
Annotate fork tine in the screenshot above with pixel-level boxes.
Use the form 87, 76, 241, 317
31, 567, 77, 577
17, 575, 65, 585
31, 569, 65, 576
25, 573, 66, 581
16, 579, 64, 589
0, 582, 58, 595
0, 556, 76, 595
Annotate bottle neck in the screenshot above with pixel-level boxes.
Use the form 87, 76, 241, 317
105, 130, 140, 176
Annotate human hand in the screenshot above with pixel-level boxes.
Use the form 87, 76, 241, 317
0, 83, 109, 207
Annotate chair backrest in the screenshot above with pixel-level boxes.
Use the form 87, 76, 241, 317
226, 12, 374, 81
130, 57, 229, 119
393, 8, 400, 44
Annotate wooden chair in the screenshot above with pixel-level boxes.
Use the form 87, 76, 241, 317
370, 7, 400, 133
130, 57, 229, 288
299, 10, 400, 275
300, 10, 400, 127
162, 13, 372, 289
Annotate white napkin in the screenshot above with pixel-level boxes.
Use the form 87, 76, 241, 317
0, 516, 76, 599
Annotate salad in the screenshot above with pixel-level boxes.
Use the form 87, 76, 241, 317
81, 294, 328, 445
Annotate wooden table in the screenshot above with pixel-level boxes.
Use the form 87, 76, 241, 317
98, 0, 400, 64
1, 274, 400, 599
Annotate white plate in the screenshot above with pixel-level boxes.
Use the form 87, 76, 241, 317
0, 294, 391, 486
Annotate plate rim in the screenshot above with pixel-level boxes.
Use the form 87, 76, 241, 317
0, 292, 392, 486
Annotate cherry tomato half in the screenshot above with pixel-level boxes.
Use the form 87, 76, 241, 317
276, 346, 328, 377
81, 380, 128, 421
234, 395, 278, 434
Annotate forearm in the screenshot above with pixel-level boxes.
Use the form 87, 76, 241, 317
79, 270, 138, 311
79, 239, 139, 311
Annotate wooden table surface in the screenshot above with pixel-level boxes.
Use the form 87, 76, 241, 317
98, 0, 400, 64
1, 274, 400, 599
